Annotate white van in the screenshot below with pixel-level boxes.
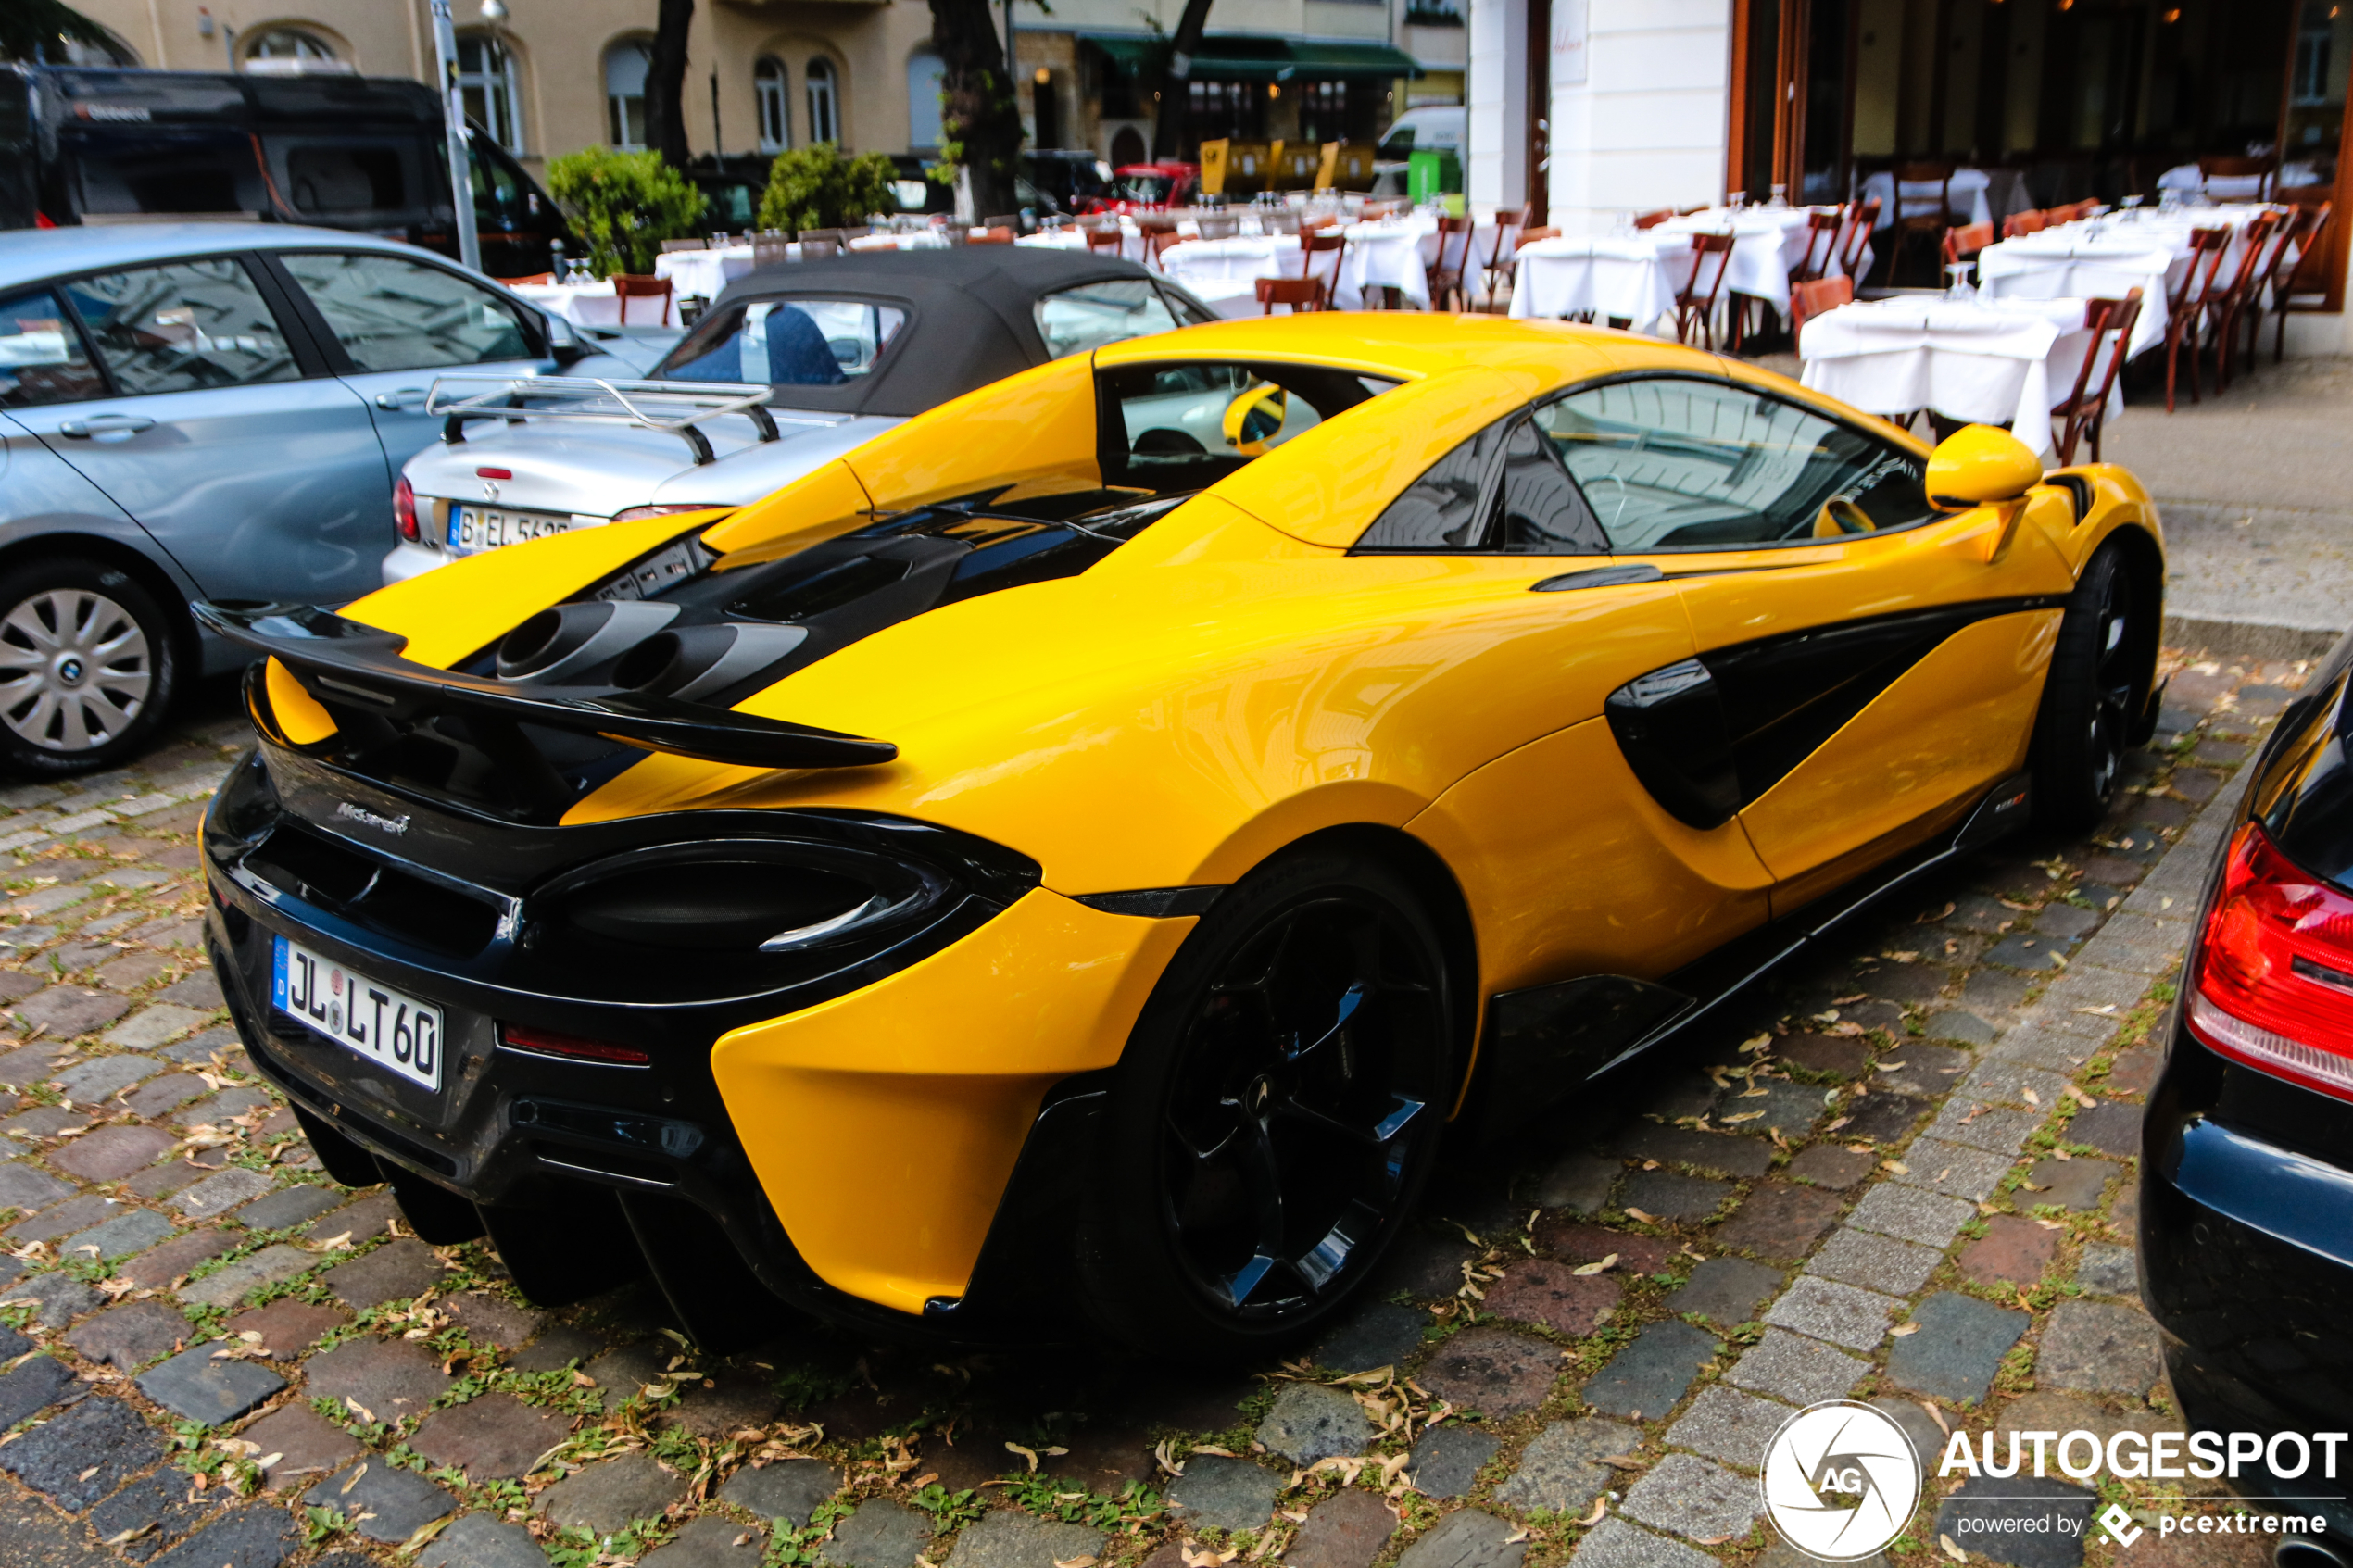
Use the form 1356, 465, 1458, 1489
1371, 106, 1466, 196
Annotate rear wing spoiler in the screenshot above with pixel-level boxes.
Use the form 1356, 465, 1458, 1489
197, 602, 896, 772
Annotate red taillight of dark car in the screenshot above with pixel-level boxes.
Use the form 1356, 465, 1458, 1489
393, 475, 420, 544
497, 1023, 649, 1066
2187, 820, 2353, 1101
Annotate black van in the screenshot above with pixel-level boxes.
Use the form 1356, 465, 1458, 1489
0, 66, 574, 279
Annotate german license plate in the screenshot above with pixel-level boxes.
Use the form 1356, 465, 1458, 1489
271, 935, 444, 1091
449, 505, 574, 553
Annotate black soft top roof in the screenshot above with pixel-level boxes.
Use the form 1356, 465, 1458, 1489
693, 246, 1193, 418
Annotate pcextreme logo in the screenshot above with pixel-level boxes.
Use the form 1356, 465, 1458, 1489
1761, 1402, 1923, 1561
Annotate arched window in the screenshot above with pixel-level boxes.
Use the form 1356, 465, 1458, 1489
457, 34, 522, 152
907, 51, 946, 151
806, 56, 838, 145
605, 39, 650, 149
245, 28, 336, 67
755, 56, 790, 152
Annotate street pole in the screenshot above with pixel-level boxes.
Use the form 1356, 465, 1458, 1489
428, 0, 483, 273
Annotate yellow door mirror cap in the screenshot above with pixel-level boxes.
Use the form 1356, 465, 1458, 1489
1926, 424, 2045, 509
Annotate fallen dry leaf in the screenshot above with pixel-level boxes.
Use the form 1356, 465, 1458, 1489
1891, 1323, 1919, 1336
1569, 1254, 1617, 1277
1941, 1531, 1969, 1562
1623, 1207, 1658, 1224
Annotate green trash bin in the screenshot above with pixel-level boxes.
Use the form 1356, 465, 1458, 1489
1407, 148, 1464, 205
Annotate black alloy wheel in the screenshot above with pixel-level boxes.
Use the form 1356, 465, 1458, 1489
1081, 847, 1454, 1359
2032, 544, 2139, 833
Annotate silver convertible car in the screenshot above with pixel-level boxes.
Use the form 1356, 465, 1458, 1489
0, 222, 637, 775
382, 248, 1215, 583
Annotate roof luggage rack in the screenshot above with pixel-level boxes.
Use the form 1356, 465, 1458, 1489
424, 376, 841, 463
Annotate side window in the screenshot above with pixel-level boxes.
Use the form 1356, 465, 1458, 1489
653, 297, 906, 385
276, 252, 535, 372
0, 289, 107, 408
1034, 280, 1181, 359
1098, 359, 1389, 492
62, 259, 298, 395
1356, 417, 1508, 550
1355, 412, 1607, 554
1532, 377, 1932, 552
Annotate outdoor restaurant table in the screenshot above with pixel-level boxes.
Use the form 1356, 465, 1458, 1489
1797, 295, 2109, 458
1652, 207, 1818, 313
2158, 164, 2271, 201
1977, 209, 2293, 353
509, 280, 621, 326
654, 245, 754, 302
1860, 168, 1994, 231
1506, 235, 1680, 328
1157, 235, 1306, 318
1339, 216, 1436, 309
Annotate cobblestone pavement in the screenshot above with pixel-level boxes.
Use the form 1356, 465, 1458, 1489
0, 650, 2321, 1568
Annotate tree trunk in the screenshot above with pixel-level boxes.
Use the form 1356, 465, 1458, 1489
928, 0, 1025, 220
1151, 0, 1215, 159
644, 0, 695, 169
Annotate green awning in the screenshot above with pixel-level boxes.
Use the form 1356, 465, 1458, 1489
1078, 33, 1421, 84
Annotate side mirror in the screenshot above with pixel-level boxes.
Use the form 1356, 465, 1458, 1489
544, 311, 591, 367
1926, 424, 2043, 509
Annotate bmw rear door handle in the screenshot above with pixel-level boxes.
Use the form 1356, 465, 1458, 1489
55, 415, 155, 441
373, 388, 430, 410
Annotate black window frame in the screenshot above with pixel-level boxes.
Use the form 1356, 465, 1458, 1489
41, 249, 337, 399
1529, 370, 1939, 556
1351, 404, 1609, 557
251, 245, 549, 378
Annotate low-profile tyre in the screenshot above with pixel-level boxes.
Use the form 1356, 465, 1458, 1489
1077, 845, 1458, 1361
2031, 543, 2138, 834
0, 558, 179, 777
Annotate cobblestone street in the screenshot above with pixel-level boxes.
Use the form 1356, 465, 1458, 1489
0, 644, 2320, 1568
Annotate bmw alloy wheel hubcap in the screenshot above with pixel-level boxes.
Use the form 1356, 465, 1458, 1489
1161, 894, 1443, 1319
0, 590, 152, 752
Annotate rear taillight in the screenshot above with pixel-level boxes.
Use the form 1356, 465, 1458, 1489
2187, 822, 2353, 1101
497, 1023, 648, 1066
393, 476, 420, 543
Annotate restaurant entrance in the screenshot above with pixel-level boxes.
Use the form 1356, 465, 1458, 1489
1729, 0, 2353, 304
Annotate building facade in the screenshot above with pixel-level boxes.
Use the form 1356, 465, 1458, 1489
65, 0, 1461, 180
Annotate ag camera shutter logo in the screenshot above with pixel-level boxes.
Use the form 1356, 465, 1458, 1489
1761, 1401, 1923, 1560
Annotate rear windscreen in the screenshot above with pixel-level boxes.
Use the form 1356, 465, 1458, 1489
265, 136, 426, 221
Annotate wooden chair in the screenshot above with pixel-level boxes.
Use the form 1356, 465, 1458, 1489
611, 274, 673, 325
1143, 229, 1186, 268
1892, 163, 1957, 283
2162, 227, 2233, 411
2208, 209, 2281, 393
1791, 273, 1854, 345
1084, 225, 1125, 254
968, 227, 1016, 245
2052, 290, 2144, 465
1940, 220, 1995, 273
1518, 226, 1560, 245
1632, 208, 1676, 230
1256, 276, 1323, 314
1478, 204, 1530, 310
1836, 198, 1881, 279
752, 232, 793, 267
2001, 209, 2047, 239
2197, 156, 2275, 199
1427, 215, 1477, 311
1792, 209, 1843, 283
1302, 229, 1348, 307
2273, 201, 2334, 361
1672, 231, 1737, 347
799, 229, 846, 258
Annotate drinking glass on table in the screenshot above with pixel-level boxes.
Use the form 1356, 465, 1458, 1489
2120, 194, 2144, 220
1768, 183, 1789, 208
1944, 261, 1975, 301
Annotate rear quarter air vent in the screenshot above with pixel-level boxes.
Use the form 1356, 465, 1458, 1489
244, 822, 505, 960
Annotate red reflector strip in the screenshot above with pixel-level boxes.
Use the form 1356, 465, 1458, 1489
497, 1024, 648, 1065
476, 467, 513, 481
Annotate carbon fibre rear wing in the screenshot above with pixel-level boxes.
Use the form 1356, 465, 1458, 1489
196, 602, 896, 772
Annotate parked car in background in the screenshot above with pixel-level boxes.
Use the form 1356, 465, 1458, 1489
0, 66, 576, 280
384, 248, 1215, 583
2142, 629, 2353, 1557
1020, 151, 1116, 221
685, 153, 771, 235
0, 223, 625, 774
1108, 162, 1201, 211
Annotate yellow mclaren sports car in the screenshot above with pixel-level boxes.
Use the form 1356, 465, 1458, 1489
198, 314, 2163, 1359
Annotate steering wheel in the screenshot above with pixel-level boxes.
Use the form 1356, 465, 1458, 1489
1221, 383, 1288, 455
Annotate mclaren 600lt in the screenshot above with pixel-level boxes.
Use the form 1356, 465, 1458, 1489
199, 314, 2164, 1360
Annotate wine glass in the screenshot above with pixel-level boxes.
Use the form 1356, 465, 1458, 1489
1944, 261, 1975, 302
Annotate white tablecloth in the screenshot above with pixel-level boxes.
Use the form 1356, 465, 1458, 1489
1975, 234, 2176, 358
1507, 236, 1680, 328
1652, 208, 1831, 311
654, 245, 755, 302
1340, 219, 1436, 309
1860, 169, 1994, 231
1158, 236, 1307, 317
2158, 164, 2271, 201
510, 281, 623, 326
1798, 295, 2112, 458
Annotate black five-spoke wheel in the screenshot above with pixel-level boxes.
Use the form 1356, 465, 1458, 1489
2032, 543, 2143, 833
1082, 847, 1454, 1358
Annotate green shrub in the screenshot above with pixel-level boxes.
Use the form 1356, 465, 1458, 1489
544, 146, 702, 276
758, 143, 902, 233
